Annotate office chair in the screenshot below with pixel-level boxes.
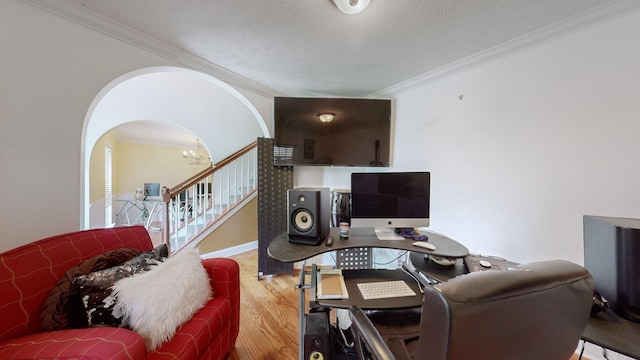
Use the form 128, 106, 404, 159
349, 260, 594, 360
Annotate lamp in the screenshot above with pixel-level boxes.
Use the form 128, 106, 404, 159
318, 113, 335, 123
182, 138, 210, 166
333, 0, 371, 15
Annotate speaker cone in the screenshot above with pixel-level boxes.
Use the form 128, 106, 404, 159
292, 209, 314, 232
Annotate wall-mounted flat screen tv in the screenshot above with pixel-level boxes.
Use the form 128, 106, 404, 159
273, 97, 392, 167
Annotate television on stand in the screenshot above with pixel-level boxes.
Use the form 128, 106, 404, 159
350, 172, 430, 240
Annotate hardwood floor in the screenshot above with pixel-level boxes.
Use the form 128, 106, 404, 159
226, 249, 303, 360
224, 249, 587, 360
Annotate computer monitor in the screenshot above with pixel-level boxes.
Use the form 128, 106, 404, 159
350, 172, 430, 240
143, 183, 161, 200
584, 215, 640, 323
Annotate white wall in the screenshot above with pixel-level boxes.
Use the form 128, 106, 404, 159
86, 69, 267, 164
0, 0, 176, 252
296, 8, 640, 268
391, 13, 640, 357
392, 8, 640, 267
0, 0, 271, 252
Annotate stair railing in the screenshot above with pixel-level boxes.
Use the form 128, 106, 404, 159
160, 141, 257, 252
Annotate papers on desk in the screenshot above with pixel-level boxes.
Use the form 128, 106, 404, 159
317, 269, 349, 299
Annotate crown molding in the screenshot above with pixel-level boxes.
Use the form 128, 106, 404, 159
372, 0, 640, 97
21, 0, 640, 100
20, 0, 281, 99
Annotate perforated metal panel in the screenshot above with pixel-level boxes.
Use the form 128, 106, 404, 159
257, 137, 294, 278
336, 248, 372, 269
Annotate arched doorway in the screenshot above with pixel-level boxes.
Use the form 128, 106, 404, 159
81, 66, 269, 229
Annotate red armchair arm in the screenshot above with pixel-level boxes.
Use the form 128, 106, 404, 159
0, 327, 146, 360
202, 258, 240, 341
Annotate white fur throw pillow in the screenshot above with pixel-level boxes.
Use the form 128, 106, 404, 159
111, 247, 212, 351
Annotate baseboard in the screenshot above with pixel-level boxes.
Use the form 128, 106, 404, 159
200, 240, 258, 259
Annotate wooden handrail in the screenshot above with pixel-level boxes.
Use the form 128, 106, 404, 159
212, 141, 257, 169
165, 166, 214, 199
166, 140, 257, 199
160, 140, 258, 252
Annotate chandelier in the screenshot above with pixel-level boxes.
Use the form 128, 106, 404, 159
182, 138, 210, 166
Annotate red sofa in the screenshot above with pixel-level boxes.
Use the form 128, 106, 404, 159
0, 226, 240, 360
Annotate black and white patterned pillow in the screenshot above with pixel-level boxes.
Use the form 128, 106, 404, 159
73, 244, 168, 327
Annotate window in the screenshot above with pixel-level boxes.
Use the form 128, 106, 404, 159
105, 145, 113, 226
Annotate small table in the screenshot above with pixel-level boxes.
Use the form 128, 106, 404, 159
115, 199, 163, 229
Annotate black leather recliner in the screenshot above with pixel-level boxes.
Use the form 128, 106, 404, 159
349, 260, 594, 360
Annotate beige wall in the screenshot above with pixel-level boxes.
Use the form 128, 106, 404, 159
114, 141, 209, 195
196, 197, 258, 253
88, 136, 210, 228
90, 135, 209, 202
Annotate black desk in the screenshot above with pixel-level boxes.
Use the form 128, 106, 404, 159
407, 251, 469, 283
268, 227, 469, 360
268, 227, 469, 263
313, 269, 425, 310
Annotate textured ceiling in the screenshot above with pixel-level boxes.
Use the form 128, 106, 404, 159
25, 0, 640, 147
41, 0, 638, 97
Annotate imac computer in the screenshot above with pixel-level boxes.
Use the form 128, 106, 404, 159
350, 172, 430, 240
143, 183, 161, 200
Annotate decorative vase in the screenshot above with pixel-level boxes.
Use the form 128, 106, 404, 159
134, 188, 144, 200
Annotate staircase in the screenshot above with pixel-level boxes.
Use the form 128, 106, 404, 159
159, 141, 257, 253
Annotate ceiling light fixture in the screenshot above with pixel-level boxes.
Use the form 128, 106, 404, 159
182, 138, 211, 166
333, 0, 371, 14
318, 113, 335, 123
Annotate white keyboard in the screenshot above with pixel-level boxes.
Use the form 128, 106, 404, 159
357, 280, 416, 300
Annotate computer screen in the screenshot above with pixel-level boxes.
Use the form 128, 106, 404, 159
143, 183, 161, 199
350, 172, 430, 240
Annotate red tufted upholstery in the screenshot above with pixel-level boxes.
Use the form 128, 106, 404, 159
0, 327, 147, 360
0, 226, 240, 360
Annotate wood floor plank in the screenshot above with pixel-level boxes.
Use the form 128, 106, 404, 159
226, 249, 303, 360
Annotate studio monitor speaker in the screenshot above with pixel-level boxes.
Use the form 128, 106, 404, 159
288, 188, 330, 245
303, 311, 330, 360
